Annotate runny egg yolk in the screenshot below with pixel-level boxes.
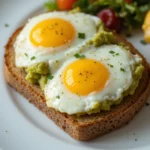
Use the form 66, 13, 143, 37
30, 18, 75, 47
63, 59, 109, 96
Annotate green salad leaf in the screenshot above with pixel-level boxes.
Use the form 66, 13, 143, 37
73, 0, 150, 32
73, 0, 90, 11
44, 0, 57, 11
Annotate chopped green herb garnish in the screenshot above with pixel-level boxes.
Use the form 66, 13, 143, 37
108, 64, 113, 68
31, 56, 36, 60
109, 50, 115, 54
120, 68, 125, 72
5, 24, 9, 27
56, 95, 60, 99
140, 40, 147, 45
116, 53, 119, 56
48, 75, 54, 80
74, 53, 85, 59
78, 33, 86, 39
44, 0, 57, 11
25, 53, 28, 57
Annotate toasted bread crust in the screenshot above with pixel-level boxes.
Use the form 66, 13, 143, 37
4, 27, 150, 141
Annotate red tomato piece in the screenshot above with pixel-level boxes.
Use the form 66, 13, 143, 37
57, 0, 78, 10
97, 8, 121, 32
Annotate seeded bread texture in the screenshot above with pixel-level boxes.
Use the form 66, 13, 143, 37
4, 27, 150, 141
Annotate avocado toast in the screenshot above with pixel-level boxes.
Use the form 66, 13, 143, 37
4, 24, 150, 140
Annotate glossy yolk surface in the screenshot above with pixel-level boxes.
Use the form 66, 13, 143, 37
63, 59, 109, 96
30, 18, 75, 47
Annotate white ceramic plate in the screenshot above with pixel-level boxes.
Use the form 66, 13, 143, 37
0, 0, 150, 150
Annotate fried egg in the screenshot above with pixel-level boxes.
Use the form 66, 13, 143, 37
14, 12, 100, 67
45, 44, 142, 115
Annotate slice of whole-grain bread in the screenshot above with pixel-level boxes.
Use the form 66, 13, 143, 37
4, 27, 150, 141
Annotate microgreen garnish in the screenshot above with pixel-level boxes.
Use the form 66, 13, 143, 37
140, 40, 147, 45
31, 56, 36, 60
25, 53, 28, 57
48, 75, 54, 80
56, 95, 60, 99
120, 68, 125, 72
78, 33, 86, 39
4, 24, 9, 27
74, 53, 85, 59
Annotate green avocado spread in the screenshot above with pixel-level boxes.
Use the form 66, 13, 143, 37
25, 62, 50, 91
88, 22, 117, 47
24, 23, 144, 114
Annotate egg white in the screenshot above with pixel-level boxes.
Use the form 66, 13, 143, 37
14, 12, 100, 67
45, 44, 142, 115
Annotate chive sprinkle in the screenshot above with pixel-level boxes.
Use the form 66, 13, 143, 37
56, 95, 60, 99
48, 75, 54, 80
120, 68, 125, 72
31, 56, 36, 60
108, 64, 113, 68
109, 50, 115, 54
4, 24, 9, 27
25, 53, 28, 57
78, 33, 86, 39
140, 40, 147, 45
74, 53, 85, 59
